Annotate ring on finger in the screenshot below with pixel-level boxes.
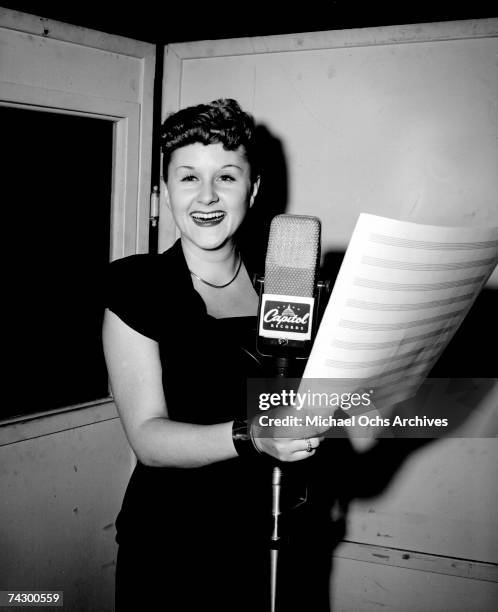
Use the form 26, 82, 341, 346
306, 439, 313, 453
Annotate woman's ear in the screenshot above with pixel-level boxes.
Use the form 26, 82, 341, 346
249, 176, 261, 208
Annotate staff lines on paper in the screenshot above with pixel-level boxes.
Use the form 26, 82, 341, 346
324, 342, 445, 370
354, 275, 485, 292
364, 361, 436, 384
331, 326, 457, 350
318, 356, 437, 380
303, 213, 498, 418
369, 234, 498, 251
339, 308, 465, 331
346, 293, 473, 311
369, 379, 421, 397
361, 255, 497, 271
364, 357, 437, 380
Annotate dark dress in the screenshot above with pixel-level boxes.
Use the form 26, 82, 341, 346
106, 239, 350, 611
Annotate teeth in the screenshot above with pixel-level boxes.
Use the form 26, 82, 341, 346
191, 212, 225, 220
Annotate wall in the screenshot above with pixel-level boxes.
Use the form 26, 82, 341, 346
161, 21, 498, 287
0, 10, 154, 611
0, 404, 131, 611
161, 19, 498, 610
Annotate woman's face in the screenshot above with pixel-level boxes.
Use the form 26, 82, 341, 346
165, 142, 259, 252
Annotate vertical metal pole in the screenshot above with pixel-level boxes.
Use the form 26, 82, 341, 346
270, 465, 282, 612
271, 357, 288, 612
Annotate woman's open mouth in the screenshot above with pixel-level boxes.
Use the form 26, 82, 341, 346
190, 211, 226, 227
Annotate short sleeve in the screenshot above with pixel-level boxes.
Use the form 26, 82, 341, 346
105, 254, 160, 341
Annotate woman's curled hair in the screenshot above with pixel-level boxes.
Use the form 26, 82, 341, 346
160, 98, 258, 180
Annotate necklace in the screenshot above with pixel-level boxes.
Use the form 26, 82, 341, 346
189, 254, 242, 289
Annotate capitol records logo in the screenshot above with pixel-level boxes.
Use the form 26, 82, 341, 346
259, 294, 315, 341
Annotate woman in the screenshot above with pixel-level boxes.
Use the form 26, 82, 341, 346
103, 99, 342, 611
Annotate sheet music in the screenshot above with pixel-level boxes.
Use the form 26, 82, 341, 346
301, 214, 498, 426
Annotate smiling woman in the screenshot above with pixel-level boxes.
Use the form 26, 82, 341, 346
165, 142, 259, 256
102, 99, 336, 611
160, 100, 261, 317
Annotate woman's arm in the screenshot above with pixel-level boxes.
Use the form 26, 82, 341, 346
103, 309, 323, 467
103, 309, 237, 468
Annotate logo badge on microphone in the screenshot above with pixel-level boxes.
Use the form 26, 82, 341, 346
259, 294, 315, 341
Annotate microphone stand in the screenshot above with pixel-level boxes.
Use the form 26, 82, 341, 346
270, 463, 282, 612
254, 273, 331, 612
270, 356, 290, 612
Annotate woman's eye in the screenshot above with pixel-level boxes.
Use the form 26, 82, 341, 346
181, 174, 197, 182
218, 174, 236, 182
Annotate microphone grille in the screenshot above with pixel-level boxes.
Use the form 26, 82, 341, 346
265, 214, 321, 297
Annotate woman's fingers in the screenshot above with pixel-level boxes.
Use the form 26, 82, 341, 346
289, 436, 323, 459
254, 435, 325, 462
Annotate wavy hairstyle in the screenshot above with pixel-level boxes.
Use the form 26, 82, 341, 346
160, 98, 258, 182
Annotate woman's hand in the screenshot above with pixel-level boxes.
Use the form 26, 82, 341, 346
252, 432, 324, 462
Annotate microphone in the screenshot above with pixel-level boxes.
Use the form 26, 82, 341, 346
254, 214, 322, 612
256, 214, 322, 373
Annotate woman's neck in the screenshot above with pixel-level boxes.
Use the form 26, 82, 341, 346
181, 238, 239, 285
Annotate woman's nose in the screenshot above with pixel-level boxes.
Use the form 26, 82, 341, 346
197, 181, 218, 205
